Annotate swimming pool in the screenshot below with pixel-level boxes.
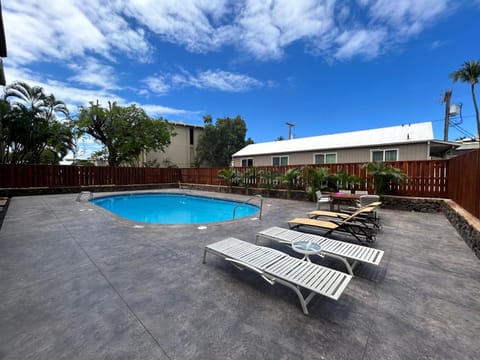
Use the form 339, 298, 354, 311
90, 193, 260, 224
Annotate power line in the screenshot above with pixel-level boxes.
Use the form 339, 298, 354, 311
450, 122, 476, 138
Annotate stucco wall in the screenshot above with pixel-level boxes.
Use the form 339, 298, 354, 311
145, 124, 203, 168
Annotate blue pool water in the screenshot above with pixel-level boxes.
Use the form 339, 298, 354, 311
90, 193, 259, 224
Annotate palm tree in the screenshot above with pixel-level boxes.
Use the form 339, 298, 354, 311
364, 162, 407, 195
1, 81, 74, 164
218, 168, 237, 192
450, 60, 480, 138
3, 81, 47, 111
44, 94, 69, 122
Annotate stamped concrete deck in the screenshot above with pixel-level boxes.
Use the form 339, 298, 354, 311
0, 190, 479, 359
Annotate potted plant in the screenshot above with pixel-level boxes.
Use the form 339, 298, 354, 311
218, 168, 237, 193
364, 162, 407, 195
258, 169, 280, 196
281, 168, 302, 198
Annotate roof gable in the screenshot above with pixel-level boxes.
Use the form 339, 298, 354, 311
233, 122, 434, 157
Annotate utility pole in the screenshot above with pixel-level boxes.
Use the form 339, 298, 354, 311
442, 90, 452, 141
285, 122, 295, 140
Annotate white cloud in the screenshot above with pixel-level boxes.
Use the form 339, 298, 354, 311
3, 65, 194, 118
367, 0, 450, 36
3, 0, 456, 67
144, 69, 264, 94
335, 28, 387, 60
3, 0, 152, 69
122, 0, 232, 53
139, 104, 199, 117
67, 59, 120, 90
237, 0, 337, 60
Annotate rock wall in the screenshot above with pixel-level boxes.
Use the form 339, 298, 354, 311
442, 200, 480, 260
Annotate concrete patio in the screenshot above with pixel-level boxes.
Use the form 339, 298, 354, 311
0, 190, 479, 359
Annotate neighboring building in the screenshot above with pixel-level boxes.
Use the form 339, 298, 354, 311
232, 122, 457, 167
448, 138, 480, 158
140, 121, 204, 168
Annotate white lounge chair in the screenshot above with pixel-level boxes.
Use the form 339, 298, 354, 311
203, 237, 352, 315
256, 227, 384, 276
315, 190, 330, 209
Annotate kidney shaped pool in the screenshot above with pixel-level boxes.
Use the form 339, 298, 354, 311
90, 193, 260, 224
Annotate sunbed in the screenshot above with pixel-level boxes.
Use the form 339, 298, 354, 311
288, 207, 378, 244
307, 202, 382, 229
203, 237, 352, 315
256, 227, 384, 275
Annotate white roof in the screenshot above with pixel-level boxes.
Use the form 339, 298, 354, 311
233, 122, 434, 157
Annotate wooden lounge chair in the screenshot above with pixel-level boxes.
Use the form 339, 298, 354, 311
256, 227, 384, 275
288, 207, 378, 244
203, 237, 352, 315
307, 202, 382, 230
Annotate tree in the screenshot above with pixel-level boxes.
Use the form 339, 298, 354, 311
195, 114, 252, 167
3, 81, 47, 111
76, 101, 173, 166
450, 60, 480, 138
0, 81, 75, 164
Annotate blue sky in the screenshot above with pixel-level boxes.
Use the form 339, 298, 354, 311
2, 0, 480, 158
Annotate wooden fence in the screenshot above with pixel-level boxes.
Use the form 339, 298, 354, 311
0, 164, 181, 188
448, 149, 480, 219
0, 160, 448, 196
3, 152, 480, 219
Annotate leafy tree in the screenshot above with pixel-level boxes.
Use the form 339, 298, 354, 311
76, 101, 173, 166
450, 60, 480, 137
195, 114, 252, 167
0, 81, 75, 164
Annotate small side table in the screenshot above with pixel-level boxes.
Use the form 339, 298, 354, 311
291, 239, 322, 262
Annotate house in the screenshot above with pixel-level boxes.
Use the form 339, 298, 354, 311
232, 122, 456, 167
140, 121, 203, 168
448, 138, 480, 157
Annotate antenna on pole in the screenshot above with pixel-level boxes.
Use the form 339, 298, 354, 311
285, 122, 295, 140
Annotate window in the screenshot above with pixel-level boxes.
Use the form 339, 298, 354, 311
385, 149, 397, 161
189, 127, 194, 145
272, 156, 288, 166
314, 153, 337, 164
241, 158, 253, 167
371, 149, 398, 162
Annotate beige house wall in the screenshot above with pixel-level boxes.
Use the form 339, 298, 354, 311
232, 142, 430, 167
142, 123, 203, 168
